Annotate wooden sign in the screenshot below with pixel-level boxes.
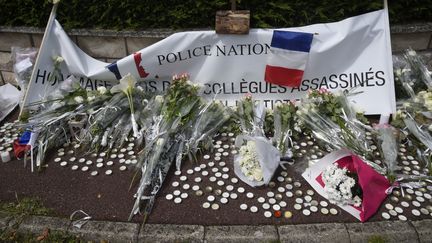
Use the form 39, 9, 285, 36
215, 10, 250, 34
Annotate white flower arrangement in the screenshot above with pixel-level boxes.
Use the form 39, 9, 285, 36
322, 164, 362, 207
238, 140, 263, 182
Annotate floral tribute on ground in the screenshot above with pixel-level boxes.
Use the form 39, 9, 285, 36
4, 49, 432, 223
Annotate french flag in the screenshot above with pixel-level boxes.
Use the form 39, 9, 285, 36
265, 30, 314, 87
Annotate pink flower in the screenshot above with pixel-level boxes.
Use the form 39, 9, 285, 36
180, 73, 189, 80
319, 88, 328, 94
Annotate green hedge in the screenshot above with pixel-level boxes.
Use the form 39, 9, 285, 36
0, 0, 431, 30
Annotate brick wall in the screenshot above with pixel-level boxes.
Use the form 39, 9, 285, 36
0, 24, 431, 86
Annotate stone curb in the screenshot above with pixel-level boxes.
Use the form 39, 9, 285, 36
1, 212, 431, 243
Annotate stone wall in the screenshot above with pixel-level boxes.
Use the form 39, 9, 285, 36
0, 23, 431, 85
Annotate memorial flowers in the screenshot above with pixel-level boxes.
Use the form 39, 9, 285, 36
235, 94, 265, 136
272, 102, 297, 158
233, 95, 280, 187
110, 73, 140, 138
238, 140, 263, 182
392, 48, 432, 176
130, 73, 228, 221
321, 164, 362, 207
302, 149, 390, 222
296, 88, 374, 162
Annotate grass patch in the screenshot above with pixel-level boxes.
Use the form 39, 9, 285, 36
368, 235, 388, 243
2, 228, 82, 243
0, 196, 53, 217
0, 196, 67, 242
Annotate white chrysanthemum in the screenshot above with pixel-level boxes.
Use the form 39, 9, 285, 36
353, 195, 362, 207
238, 141, 262, 182
322, 164, 359, 206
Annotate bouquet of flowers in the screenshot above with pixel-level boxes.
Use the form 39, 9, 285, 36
234, 135, 280, 187
392, 48, 432, 175
296, 89, 375, 163
272, 102, 298, 158
233, 94, 280, 187
21, 76, 113, 169
321, 164, 362, 207
181, 99, 231, 167
12, 46, 38, 106
375, 124, 400, 182
130, 73, 227, 221
303, 149, 390, 222
79, 74, 150, 153
235, 94, 266, 136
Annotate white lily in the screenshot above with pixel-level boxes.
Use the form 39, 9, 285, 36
111, 73, 140, 138
111, 73, 136, 95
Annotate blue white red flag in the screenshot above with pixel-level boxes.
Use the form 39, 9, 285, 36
265, 30, 314, 87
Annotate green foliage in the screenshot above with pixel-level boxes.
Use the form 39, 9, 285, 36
0, 0, 430, 30
0, 196, 58, 242
0, 197, 53, 217
2, 229, 82, 243
368, 235, 388, 243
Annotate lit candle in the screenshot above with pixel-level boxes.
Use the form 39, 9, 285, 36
1, 151, 11, 163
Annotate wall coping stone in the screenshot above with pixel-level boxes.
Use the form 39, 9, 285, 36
1, 212, 431, 243
1, 22, 431, 38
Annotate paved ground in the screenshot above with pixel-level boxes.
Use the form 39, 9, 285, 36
0, 212, 431, 242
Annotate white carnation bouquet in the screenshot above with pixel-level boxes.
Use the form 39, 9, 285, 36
322, 164, 362, 207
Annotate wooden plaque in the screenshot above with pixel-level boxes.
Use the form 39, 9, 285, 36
215, 10, 250, 35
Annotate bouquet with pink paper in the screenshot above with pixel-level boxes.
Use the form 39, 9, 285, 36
302, 149, 391, 222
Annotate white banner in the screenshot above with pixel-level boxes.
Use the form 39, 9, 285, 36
23, 9, 395, 115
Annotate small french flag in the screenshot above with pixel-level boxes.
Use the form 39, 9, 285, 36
265, 30, 314, 87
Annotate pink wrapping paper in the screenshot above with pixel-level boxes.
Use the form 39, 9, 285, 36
303, 149, 391, 222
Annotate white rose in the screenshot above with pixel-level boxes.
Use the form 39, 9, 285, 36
395, 69, 402, 77
74, 96, 84, 104
155, 95, 164, 104
87, 96, 95, 102
428, 124, 432, 132
156, 138, 165, 146
252, 168, 263, 181
97, 86, 107, 95
55, 56, 64, 63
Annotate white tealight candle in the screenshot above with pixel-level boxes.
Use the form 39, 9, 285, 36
1, 151, 11, 163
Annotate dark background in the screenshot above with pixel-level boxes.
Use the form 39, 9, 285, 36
0, 0, 431, 30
